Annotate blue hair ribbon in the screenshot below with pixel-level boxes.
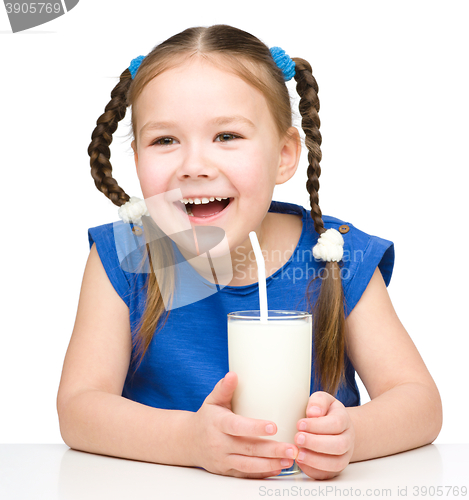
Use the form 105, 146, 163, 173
269, 47, 296, 81
129, 55, 145, 79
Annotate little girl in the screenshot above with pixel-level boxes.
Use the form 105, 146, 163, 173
57, 24, 442, 480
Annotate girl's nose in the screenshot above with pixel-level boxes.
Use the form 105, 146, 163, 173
177, 147, 219, 180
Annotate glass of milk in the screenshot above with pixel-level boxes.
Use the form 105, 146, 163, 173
227, 310, 312, 475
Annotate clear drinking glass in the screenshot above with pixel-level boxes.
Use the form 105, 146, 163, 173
227, 310, 312, 475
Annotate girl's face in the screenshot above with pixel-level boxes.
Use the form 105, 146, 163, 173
131, 56, 300, 255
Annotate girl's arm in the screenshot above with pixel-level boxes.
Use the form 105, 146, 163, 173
57, 245, 296, 477
57, 244, 195, 465
295, 267, 442, 479
345, 266, 442, 461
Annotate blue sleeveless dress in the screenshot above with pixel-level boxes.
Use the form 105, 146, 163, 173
88, 201, 394, 412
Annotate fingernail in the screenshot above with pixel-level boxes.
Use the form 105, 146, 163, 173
265, 424, 274, 434
308, 406, 322, 416
298, 451, 306, 462
280, 459, 291, 467
297, 433, 305, 445
286, 448, 295, 459
299, 421, 307, 431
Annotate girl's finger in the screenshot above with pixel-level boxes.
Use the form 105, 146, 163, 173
298, 401, 350, 435
306, 391, 337, 417
233, 436, 298, 461
221, 412, 278, 437
296, 447, 351, 474
295, 430, 352, 456
229, 469, 283, 479
297, 461, 340, 481
228, 454, 294, 475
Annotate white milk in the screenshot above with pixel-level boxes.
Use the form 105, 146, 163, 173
228, 318, 312, 444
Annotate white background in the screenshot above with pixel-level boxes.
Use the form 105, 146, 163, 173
0, 1, 467, 444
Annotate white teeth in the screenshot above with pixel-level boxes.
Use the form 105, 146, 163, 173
179, 197, 229, 204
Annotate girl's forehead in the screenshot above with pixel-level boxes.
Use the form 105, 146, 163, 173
140, 56, 258, 95
135, 56, 270, 117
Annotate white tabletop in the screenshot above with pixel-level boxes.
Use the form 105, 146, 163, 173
1, 444, 468, 499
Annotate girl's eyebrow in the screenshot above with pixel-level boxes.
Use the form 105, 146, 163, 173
139, 115, 256, 139
211, 115, 256, 129
139, 121, 177, 139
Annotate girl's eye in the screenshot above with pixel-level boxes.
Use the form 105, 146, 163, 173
153, 137, 177, 146
215, 133, 240, 142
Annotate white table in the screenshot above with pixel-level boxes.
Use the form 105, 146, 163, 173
1, 444, 468, 499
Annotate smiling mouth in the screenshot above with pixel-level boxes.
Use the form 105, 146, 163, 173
176, 197, 232, 218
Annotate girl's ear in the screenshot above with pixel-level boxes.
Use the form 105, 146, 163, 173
276, 127, 301, 185
131, 139, 139, 172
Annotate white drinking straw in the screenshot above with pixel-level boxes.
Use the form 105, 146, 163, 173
249, 231, 268, 322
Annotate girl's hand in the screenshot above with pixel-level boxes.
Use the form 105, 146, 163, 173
295, 391, 355, 480
190, 372, 299, 478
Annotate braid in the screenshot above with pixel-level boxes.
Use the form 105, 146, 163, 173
293, 57, 346, 396
293, 58, 324, 236
88, 68, 132, 207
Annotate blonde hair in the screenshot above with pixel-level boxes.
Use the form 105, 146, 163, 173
88, 25, 346, 395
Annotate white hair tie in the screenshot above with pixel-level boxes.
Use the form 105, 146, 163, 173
117, 196, 149, 226
312, 228, 344, 262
